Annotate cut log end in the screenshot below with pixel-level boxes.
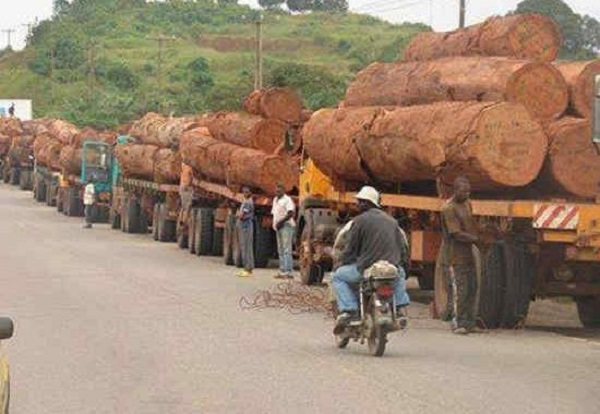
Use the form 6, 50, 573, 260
446, 103, 548, 188
506, 62, 568, 120
544, 118, 600, 199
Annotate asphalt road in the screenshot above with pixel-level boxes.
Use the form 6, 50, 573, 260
0, 185, 599, 414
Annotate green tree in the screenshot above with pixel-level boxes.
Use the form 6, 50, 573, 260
52, 0, 71, 16
513, 0, 599, 58
187, 57, 214, 92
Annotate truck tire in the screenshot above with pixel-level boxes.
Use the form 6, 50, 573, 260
138, 207, 149, 234
418, 264, 435, 291
152, 204, 160, 241
2, 167, 9, 183
35, 179, 47, 203
56, 188, 64, 213
223, 214, 235, 265
45, 181, 56, 207
176, 216, 188, 249
66, 187, 81, 217
19, 170, 31, 191
194, 208, 214, 256
501, 241, 534, 328
299, 226, 323, 285
188, 208, 197, 254
576, 296, 600, 328
254, 219, 274, 269
109, 207, 120, 229
479, 242, 506, 329
212, 226, 224, 256
124, 197, 141, 234
158, 204, 176, 242
9, 168, 19, 186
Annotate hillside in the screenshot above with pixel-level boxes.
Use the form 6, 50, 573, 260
0, 0, 427, 128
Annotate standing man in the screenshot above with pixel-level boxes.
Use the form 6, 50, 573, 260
8, 103, 15, 118
236, 185, 255, 278
440, 176, 479, 334
272, 183, 296, 279
83, 177, 96, 229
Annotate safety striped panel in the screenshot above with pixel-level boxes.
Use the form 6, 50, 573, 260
533, 204, 579, 230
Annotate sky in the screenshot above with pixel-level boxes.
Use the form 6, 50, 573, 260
1, 0, 599, 50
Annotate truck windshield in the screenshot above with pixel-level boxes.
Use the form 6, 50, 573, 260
85, 146, 109, 169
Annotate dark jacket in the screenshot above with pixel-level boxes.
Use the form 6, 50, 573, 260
341, 208, 408, 272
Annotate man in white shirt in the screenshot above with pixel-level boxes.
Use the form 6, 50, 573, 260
83, 177, 96, 229
271, 183, 296, 279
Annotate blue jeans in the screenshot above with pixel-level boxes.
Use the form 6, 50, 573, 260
276, 225, 295, 275
332, 264, 410, 311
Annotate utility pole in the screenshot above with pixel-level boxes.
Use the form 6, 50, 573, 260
148, 34, 176, 108
254, 15, 263, 91
49, 47, 55, 106
2, 29, 15, 49
459, 0, 466, 28
87, 43, 97, 103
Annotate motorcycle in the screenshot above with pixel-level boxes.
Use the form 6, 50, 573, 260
333, 261, 405, 357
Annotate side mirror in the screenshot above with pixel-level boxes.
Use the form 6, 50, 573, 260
0, 317, 14, 340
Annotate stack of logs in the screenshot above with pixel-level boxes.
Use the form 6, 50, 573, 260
303, 13, 600, 199
0, 118, 25, 162
114, 87, 303, 195
180, 87, 303, 194
116, 113, 193, 184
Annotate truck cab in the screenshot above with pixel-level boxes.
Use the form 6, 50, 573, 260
81, 140, 113, 204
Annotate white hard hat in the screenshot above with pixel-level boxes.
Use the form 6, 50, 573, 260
356, 186, 380, 207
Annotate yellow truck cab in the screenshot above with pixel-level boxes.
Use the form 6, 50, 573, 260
0, 317, 14, 414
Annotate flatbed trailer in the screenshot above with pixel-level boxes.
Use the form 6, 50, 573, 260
298, 160, 600, 328
177, 176, 277, 268
110, 177, 180, 238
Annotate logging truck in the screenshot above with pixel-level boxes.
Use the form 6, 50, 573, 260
175, 169, 278, 268
297, 74, 600, 328
109, 136, 181, 238
55, 140, 114, 220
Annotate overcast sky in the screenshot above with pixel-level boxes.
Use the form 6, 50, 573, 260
1, 0, 599, 50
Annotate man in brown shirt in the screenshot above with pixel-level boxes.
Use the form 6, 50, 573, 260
440, 176, 478, 334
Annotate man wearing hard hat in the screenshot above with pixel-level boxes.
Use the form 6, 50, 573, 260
332, 186, 410, 329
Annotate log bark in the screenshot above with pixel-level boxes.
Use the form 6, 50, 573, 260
0, 135, 11, 157
35, 137, 64, 170
303, 102, 548, 190
59, 145, 82, 175
181, 127, 297, 194
46, 119, 80, 145
71, 128, 116, 148
554, 60, 600, 119
129, 113, 196, 148
114, 144, 159, 181
154, 149, 182, 184
0, 118, 23, 137
543, 118, 600, 199
344, 58, 568, 121
303, 107, 380, 183
243, 87, 303, 123
404, 14, 560, 62
207, 112, 288, 154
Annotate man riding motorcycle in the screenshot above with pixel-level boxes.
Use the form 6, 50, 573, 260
332, 186, 410, 332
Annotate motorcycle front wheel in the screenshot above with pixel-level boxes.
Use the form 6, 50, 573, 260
335, 335, 350, 349
366, 313, 387, 357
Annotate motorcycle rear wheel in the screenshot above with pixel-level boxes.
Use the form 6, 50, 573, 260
366, 313, 387, 357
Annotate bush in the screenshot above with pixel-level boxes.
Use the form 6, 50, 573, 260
104, 61, 139, 90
